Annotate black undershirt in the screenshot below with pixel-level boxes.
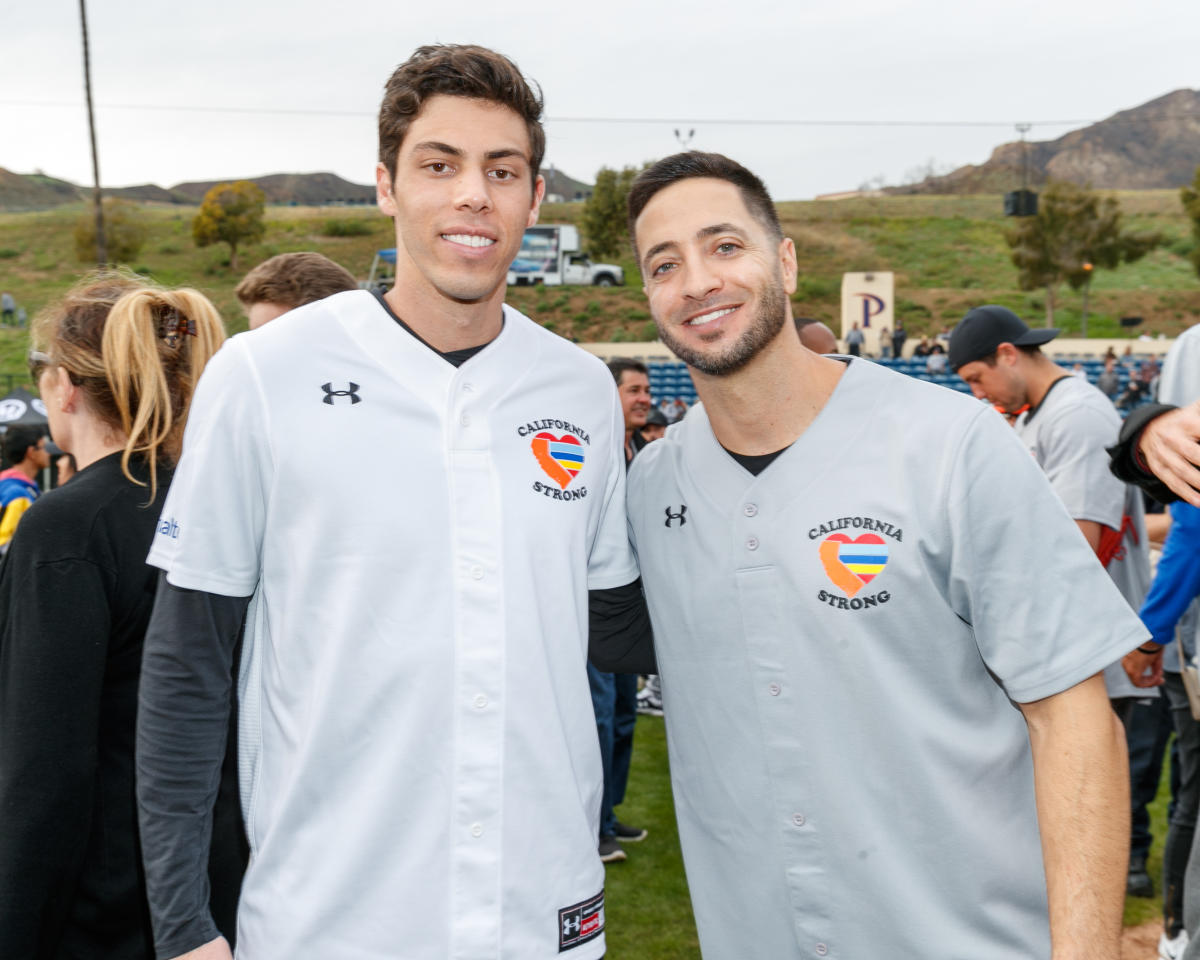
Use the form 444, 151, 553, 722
372, 290, 492, 367
723, 444, 792, 476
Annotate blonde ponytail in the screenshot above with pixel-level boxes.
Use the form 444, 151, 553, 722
33, 271, 227, 499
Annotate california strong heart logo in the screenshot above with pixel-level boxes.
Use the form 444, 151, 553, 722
530, 432, 585, 490
818, 533, 888, 598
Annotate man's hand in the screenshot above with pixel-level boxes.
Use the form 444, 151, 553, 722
1020, 673, 1127, 960
170, 937, 232, 960
1139, 401, 1200, 508
1121, 647, 1164, 688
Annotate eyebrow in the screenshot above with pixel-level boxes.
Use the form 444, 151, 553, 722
641, 222, 746, 270
410, 142, 529, 164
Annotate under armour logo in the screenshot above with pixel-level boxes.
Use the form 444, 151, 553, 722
664, 505, 687, 528
562, 916, 580, 937
321, 382, 361, 405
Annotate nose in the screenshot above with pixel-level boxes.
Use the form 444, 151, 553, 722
455, 166, 493, 214
680, 253, 721, 302
969, 383, 986, 400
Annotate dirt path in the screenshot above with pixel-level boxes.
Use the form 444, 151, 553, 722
1123, 919, 1162, 959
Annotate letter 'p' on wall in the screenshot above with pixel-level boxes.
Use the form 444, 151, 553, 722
840, 272, 894, 355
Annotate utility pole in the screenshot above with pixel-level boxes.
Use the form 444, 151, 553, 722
1015, 122, 1031, 194
79, 0, 106, 266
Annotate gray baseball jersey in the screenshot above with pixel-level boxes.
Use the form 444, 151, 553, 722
1013, 374, 1152, 698
626, 358, 1147, 959
148, 291, 636, 959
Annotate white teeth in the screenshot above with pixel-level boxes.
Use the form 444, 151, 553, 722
687, 307, 736, 326
442, 233, 495, 248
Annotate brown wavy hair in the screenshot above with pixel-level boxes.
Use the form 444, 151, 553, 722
32, 271, 226, 497
378, 44, 544, 187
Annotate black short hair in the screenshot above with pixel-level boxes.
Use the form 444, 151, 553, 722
3, 425, 45, 465
607, 358, 649, 385
627, 152, 783, 258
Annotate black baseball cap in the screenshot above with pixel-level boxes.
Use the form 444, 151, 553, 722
948, 305, 1060, 371
644, 407, 668, 427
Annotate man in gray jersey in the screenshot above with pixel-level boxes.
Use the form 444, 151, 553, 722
950, 305, 1153, 720
623, 151, 1141, 960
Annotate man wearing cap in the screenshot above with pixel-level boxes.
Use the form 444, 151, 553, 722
951, 305, 1154, 893
950, 305, 1151, 717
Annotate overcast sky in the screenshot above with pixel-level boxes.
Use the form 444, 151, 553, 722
4, 0, 1198, 201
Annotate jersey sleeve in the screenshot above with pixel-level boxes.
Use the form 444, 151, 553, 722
945, 407, 1149, 703
585, 387, 639, 591
1036, 404, 1125, 529
147, 339, 272, 596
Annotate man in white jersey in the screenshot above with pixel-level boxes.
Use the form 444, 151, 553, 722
623, 151, 1141, 960
136, 45, 644, 960
950, 305, 1153, 720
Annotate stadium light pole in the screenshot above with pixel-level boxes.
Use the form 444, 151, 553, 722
79, 0, 106, 266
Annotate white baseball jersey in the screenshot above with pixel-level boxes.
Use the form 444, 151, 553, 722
627, 358, 1147, 959
148, 290, 636, 959
1159, 324, 1200, 407
1013, 374, 1152, 698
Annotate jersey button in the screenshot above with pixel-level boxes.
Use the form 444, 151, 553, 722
791, 813, 806, 827
768, 682, 781, 696
743, 503, 758, 517
745, 537, 759, 551
470, 823, 483, 838
460, 413, 472, 426
474, 694, 488, 709
470, 565, 484, 580
815, 944, 828, 957
462, 382, 475, 393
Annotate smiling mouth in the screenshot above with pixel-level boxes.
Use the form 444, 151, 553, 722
442, 233, 496, 248
685, 306, 737, 327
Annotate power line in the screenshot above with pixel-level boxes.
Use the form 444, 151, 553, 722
4, 98, 1200, 129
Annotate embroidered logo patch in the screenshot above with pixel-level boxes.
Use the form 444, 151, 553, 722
807, 515, 902, 612
819, 533, 888, 598
559, 890, 604, 952
531, 432, 584, 489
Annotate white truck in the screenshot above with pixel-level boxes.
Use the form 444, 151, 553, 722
507, 225, 624, 287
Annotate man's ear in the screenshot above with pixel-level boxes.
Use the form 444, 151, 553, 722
995, 342, 1020, 366
376, 162, 397, 218
526, 174, 546, 228
779, 236, 798, 296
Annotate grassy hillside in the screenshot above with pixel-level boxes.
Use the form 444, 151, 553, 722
0, 191, 1196, 385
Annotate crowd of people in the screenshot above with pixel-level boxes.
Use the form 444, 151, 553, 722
0, 40, 1199, 960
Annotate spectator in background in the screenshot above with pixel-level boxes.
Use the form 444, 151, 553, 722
844, 322, 864, 357
0, 425, 49, 552
1071, 362, 1088, 380
16, 307, 27, 328
878, 326, 892, 358
234, 252, 359, 330
55, 452, 77, 485
892, 320, 907, 358
1118, 378, 1149, 412
0, 274, 238, 959
795, 317, 838, 355
1104, 345, 1118, 363
639, 407, 668, 443
912, 336, 932, 357
1097, 357, 1121, 400
925, 342, 948, 375
1, 292, 15, 325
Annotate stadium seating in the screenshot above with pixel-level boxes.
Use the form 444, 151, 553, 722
647, 357, 1154, 416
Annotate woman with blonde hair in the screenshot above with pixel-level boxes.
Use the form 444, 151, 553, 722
0, 273, 242, 958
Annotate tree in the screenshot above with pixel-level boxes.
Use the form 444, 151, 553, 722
192, 180, 266, 270
1006, 180, 1161, 328
1181, 165, 1200, 279
580, 165, 639, 261
74, 198, 147, 264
